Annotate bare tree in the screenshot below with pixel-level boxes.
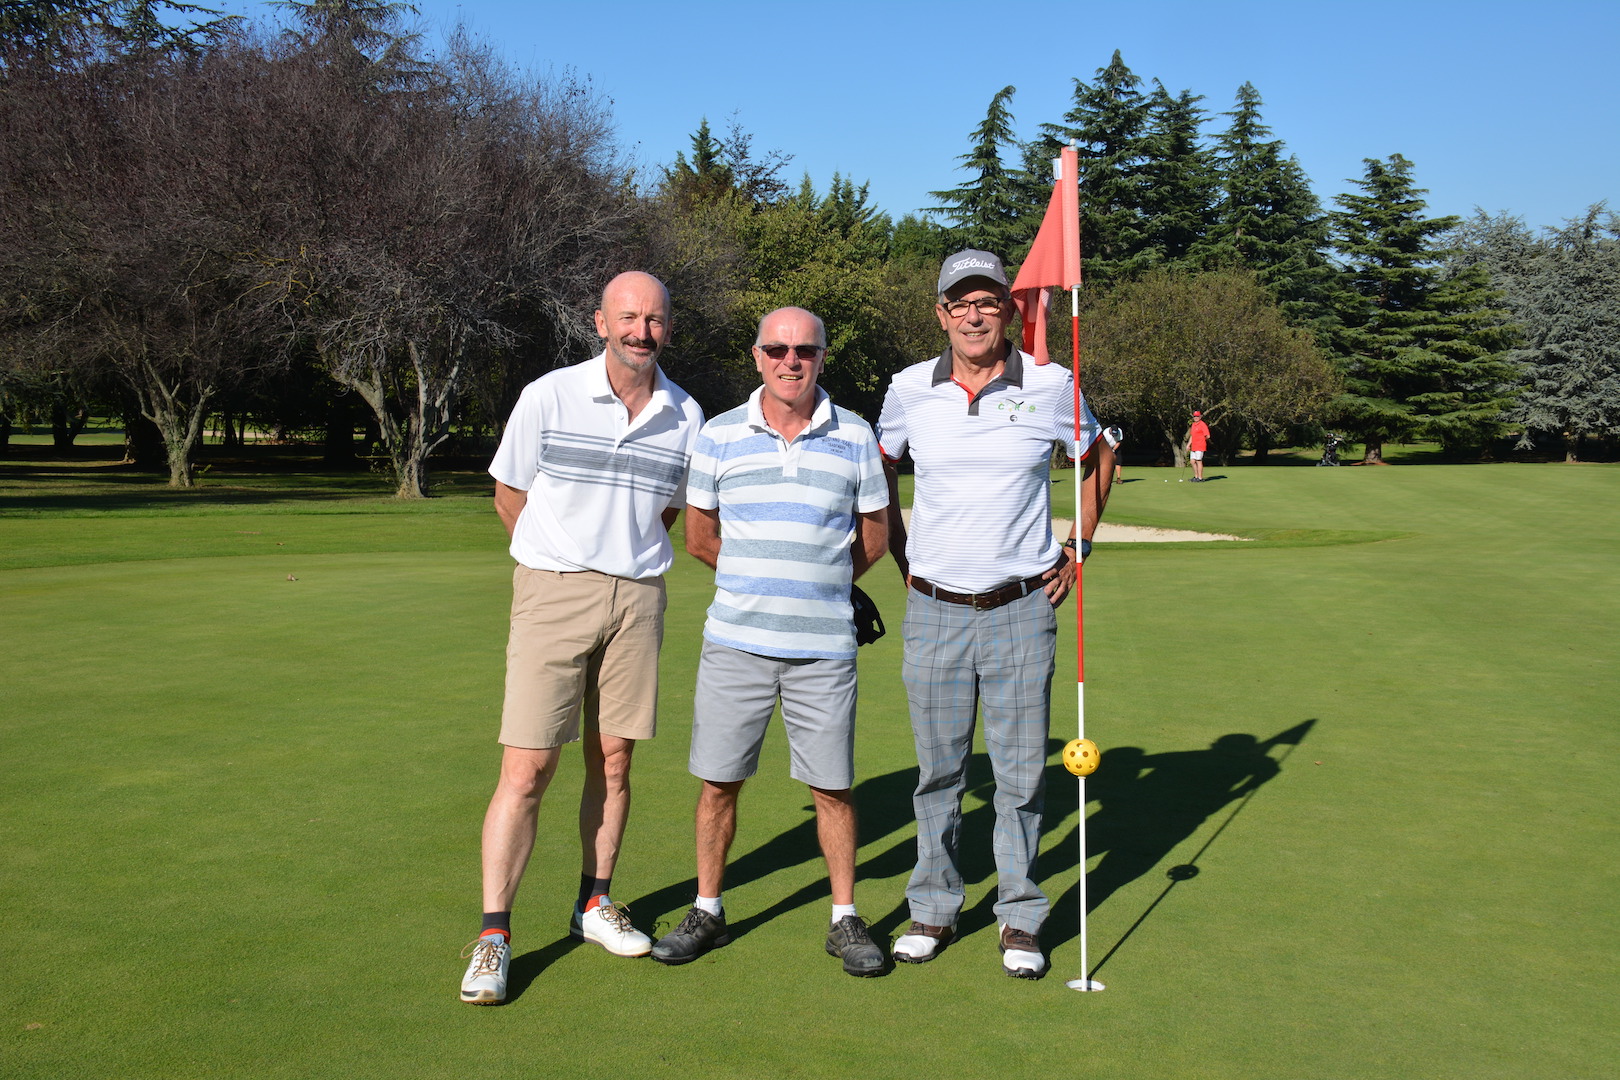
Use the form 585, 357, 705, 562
240, 31, 631, 496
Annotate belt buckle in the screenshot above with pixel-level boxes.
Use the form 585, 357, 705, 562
971, 590, 998, 612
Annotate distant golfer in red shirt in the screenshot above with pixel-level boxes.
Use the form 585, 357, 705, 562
1186, 411, 1210, 482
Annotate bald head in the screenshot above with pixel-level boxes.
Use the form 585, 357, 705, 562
754, 307, 826, 349
595, 272, 672, 374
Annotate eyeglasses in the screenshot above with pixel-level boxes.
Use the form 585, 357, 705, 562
941, 296, 1009, 318
757, 344, 825, 360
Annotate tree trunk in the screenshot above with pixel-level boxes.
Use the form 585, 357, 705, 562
1362, 440, 1384, 464
1252, 429, 1271, 464
130, 358, 213, 487
51, 403, 88, 448
1564, 431, 1579, 463
1163, 424, 1187, 468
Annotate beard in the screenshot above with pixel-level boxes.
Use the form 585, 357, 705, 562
606, 336, 660, 373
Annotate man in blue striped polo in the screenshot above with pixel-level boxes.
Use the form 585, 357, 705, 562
878, 250, 1113, 979
650, 307, 891, 975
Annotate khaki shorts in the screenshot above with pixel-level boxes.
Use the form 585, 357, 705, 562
499, 566, 667, 749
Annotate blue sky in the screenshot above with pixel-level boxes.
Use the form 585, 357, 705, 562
273, 0, 1618, 232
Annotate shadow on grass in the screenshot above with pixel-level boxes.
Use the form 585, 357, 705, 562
505, 936, 586, 1003
1044, 718, 1317, 980
629, 719, 1314, 971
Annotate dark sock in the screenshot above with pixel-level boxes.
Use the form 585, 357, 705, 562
481, 911, 510, 939
577, 874, 612, 910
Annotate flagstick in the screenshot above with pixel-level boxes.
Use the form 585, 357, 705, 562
1066, 278, 1102, 992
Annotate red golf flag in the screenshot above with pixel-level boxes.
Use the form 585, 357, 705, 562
1011, 145, 1080, 363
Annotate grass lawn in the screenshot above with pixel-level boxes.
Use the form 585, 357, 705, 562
2, 451, 1617, 1079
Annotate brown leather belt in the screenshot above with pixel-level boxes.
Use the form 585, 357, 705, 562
910, 561, 1061, 611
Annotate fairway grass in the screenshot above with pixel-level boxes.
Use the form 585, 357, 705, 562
2, 458, 1617, 1079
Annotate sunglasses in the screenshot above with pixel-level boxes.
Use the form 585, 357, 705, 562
757, 344, 825, 360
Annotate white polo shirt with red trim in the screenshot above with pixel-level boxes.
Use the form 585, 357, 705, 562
876, 346, 1100, 594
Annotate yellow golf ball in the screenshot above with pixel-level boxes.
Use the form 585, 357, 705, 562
1062, 738, 1100, 777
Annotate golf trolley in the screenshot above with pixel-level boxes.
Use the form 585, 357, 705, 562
1317, 434, 1342, 466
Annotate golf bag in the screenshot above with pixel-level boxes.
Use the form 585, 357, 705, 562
1317, 435, 1341, 467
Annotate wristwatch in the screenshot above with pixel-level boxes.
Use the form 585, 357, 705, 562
1063, 538, 1092, 560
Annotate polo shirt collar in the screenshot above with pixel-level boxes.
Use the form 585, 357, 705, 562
586, 351, 674, 415
930, 340, 1025, 389
747, 385, 833, 436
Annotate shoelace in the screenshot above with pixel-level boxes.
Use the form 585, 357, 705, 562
832, 915, 871, 943
461, 936, 506, 973
673, 908, 710, 935
1002, 928, 1038, 950
595, 902, 635, 931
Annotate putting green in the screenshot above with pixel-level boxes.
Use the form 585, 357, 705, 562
1, 460, 1615, 1078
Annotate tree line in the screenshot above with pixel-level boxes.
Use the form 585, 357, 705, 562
3, 5, 1615, 493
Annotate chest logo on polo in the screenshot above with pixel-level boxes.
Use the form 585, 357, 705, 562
995, 399, 1038, 422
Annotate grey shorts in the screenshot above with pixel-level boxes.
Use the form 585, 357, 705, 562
689, 639, 857, 790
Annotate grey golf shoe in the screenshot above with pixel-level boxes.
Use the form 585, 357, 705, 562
651, 906, 730, 965
825, 914, 885, 977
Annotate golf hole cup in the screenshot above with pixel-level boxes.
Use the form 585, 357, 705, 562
1062, 738, 1100, 777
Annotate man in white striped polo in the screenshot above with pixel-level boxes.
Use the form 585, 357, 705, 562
877, 250, 1113, 979
460, 272, 705, 1005
650, 307, 891, 975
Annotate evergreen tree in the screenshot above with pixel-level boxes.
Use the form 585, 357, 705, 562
1039, 50, 1154, 283
1208, 83, 1333, 329
663, 118, 736, 206
928, 85, 1038, 257
1328, 154, 1518, 460
1452, 206, 1620, 459
1139, 81, 1219, 270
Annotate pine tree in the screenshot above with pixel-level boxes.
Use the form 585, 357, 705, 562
1208, 83, 1333, 328
1453, 206, 1620, 459
1329, 155, 1518, 460
1039, 50, 1154, 283
928, 85, 1038, 257
1139, 81, 1219, 270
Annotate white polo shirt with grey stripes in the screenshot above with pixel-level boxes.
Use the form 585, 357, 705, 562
877, 347, 1100, 594
687, 386, 888, 660
490, 353, 704, 579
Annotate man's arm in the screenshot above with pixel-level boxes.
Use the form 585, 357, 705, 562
494, 481, 528, 538
662, 506, 679, 533
851, 508, 889, 581
683, 504, 721, 570
881, 459, 910, 584
1043, 439, 1115, 608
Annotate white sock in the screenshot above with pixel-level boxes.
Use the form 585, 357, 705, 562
696, 895, 723, 917
831, 903, 857, 925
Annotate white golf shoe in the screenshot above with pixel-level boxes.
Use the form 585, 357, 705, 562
459, 933, 510, 1004
892, 921, 955, 963
999, 924, 1047, 979
572, 900, 652, 957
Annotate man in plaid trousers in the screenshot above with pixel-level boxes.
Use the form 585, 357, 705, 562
876, 249, 1112, 980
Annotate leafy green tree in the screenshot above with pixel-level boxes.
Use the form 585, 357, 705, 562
1083, 269, 1339, 465
1039, 50, 1154, 283
1451, 206, 1620, 460
1328, 155, 1518, 460
928, 84, 1040, 257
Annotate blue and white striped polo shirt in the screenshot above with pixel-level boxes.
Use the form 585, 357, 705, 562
877, 346, 1100, 593
687, 387, 888, 660
490, 353, 704, 579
